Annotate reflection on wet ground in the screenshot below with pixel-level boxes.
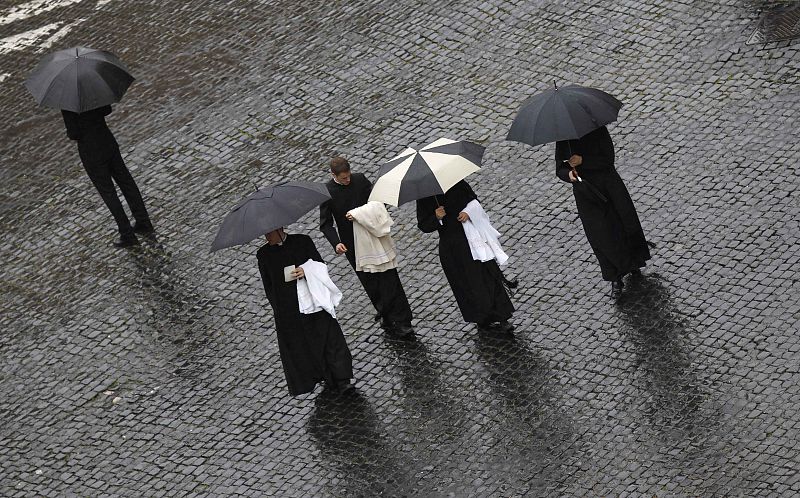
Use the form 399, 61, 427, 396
307, 390, 413, 497
617, 274, 716, 438
473, 333, 576, 494
129, 237, 217, 380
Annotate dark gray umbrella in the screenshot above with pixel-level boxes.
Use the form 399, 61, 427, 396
506, 84, 622, 147
24, 47, 134, 113
211, 181, 331, 252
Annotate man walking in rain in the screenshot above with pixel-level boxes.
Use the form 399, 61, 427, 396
416, 180, 516, 334
62, 105, 153, 247
257, 227, 355, 396
320, 157, 414, 337
556, 126, 651, 298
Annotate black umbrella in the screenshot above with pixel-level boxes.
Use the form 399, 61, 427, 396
24, 47, 134, 113
210, 181, 331, 252
506, 83, 622, 147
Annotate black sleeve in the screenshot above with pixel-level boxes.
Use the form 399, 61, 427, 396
319, 200, 341, 248
577, 127, 614, 171
555, 142, 572, 183
304, 236, 325, 264
363, 174, 373, 198
462, 181, 478, 203
100, 105, 112, 117
61, 110, 81, 140
450, 181, 478, 213
257, 257, 275, 305
416, 197, 442, 233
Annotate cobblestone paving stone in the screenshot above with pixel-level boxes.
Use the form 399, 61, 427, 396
1, 0, 799, 496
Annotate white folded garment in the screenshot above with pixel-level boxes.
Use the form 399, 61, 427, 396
461, 199, 509, 265
349, 201, 397, 273
296, 259, 342, 318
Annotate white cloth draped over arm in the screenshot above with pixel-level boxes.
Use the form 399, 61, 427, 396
296, 259, 343, 318
461, 199, 509, 265
348, 201, 398, 273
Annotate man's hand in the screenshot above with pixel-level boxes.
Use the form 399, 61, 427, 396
345, 212, 354, 221
335, 243, 348, 254
568, 169, 579, 182
457, 211, 470, 222
435, 206, 446, 220
567, 154, 583, 167
291, 267, 305, 279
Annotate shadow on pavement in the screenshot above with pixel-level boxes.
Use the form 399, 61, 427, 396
617, 273, 715, 437
128, 238, 216, 381
306, 390, 411, 497
383, 335, 461, 417
473, 333, 576, 493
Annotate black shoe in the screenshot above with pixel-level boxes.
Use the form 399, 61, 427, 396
379, 318, 392, 330
374, 312, 382, 322
630, 268, 642, 277
390, 324, 415, 338
493, 320, 515, 334
133, 220, 155, 234
611, 279, 624, 298
113, 234, 139, 248
333, 381, 356, 395
477, 322, 496, 334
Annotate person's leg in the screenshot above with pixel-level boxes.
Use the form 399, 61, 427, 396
379, 269, 413, 329
320, 314, 354, 393
606, 175, 650, 268
108, 150, 151, 229
355, 270, 384, 320
82, 160, 135, 238
480, 261, 515, 333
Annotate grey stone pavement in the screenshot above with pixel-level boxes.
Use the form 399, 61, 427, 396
1, 0, 799, 496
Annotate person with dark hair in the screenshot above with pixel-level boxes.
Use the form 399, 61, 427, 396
556, 126, 651, 298
257, 227, 355, 396
319, 156, 415, 337
61, 105, 153, 247
416, 180, 515, 334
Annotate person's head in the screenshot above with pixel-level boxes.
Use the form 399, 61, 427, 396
330, 156, 351, 185
265, 227, 286, 245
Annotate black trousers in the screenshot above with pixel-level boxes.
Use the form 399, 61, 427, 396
355, 268, 413, 327
82, 150, 149, 236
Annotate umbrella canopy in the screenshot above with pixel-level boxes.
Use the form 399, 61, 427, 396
506, 84, 622, 147
211, 181, 331, 252
24, 47, 134, 113
368, 138, 484, 207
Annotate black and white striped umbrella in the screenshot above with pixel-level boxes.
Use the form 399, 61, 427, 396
368, 138, 485, 206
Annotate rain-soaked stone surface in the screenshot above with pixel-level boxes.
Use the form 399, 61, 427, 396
1, 0, 799, 496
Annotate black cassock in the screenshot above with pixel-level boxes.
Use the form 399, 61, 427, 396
556, 126, 651, 282
257, 234, 353, 396
416, 180, 514, 325
320, 173, 413, 327
61, 105, 149, 236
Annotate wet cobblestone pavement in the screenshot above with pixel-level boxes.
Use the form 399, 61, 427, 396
2, 0, 799, 496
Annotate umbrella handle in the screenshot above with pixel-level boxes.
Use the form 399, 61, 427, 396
435, 195, 443, 225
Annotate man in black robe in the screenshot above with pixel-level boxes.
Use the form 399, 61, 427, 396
556, 126, 651, 297
257, 228, 354, 396
319, 157, 414, 337
62, 105, 153, 247
416, 180, 515, 333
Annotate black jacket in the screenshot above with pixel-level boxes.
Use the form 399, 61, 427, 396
319, 173, 372, 266
61, 105, 120, 165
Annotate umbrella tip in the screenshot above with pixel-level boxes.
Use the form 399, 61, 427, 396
254, 184, 259, 192
554, 80, 557, 90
